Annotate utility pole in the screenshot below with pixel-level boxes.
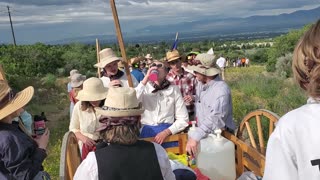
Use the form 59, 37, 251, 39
7, 6, 16, 46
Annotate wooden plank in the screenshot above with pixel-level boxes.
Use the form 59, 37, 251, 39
269, 121, 274, 138
0, 64, 6, 81
109, 0, 133, 87
96, 38, 101, 78
256, 115, 265, 154
245, 121, 257, 149
142, 133, 187, 154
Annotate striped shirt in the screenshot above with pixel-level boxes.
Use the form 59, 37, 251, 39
166, 69, 196, 114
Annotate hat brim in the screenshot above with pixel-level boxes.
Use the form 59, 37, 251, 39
76, 89, 108, 101
187, 65, 220, 76
71, 80, 84, 88
94, 57, 122, 68
0, 86, 34, 120
95, 107, 144, 117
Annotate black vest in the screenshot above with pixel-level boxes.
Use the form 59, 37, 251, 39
95, 140, 164, 180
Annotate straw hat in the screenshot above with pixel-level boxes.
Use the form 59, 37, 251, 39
94, 48, 121, 68
0, 80, 34, 120
188, 53, 220, 76
95, 87, 144, 117
118, 60, 125, 69
70, 73, 86, 88
145, 54, 153, 59
130, 57, 144, 65
166, 50, 181, 62
68, 69, 79, 78
76, 77, 108, 101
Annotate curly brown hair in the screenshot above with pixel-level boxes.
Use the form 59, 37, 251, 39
292, 20, 320, 98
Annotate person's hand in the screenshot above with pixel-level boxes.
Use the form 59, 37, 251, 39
184, 95, 194, 104
109, 80, 122, 87
80, 136, 96, 147
186, 137, 199, 156
34, 128, 50, 150
154, 129, 171, 144
141, 66, 158, 85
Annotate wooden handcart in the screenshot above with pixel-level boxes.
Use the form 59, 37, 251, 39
59, 109, 279, 180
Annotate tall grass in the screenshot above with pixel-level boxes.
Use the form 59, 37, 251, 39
226, 66, 306, 125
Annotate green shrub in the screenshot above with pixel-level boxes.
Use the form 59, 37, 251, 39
41, 73, 57, 88
275, 53, 293, 78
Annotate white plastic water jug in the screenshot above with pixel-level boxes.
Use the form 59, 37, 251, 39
197, 129, 236, 180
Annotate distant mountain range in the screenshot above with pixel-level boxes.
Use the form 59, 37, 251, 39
48, 6, 320, 44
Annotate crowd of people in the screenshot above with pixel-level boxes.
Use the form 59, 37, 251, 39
0, 19, 319, 180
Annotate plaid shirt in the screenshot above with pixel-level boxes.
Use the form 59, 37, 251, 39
166, 69, 196, 113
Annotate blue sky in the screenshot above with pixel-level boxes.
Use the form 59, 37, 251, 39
0, 0, 319, 44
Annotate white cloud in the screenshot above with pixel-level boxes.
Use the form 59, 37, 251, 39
0, 0, 319, 43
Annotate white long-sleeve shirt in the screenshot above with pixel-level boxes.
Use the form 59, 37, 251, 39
264, 98, 320, 180
135, 82, 189, 134
74, 142, 176, 180
69, 101, 101, 140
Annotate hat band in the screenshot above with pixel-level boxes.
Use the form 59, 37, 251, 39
101, 105, 141, 111
97, 116, 139, 132
0, 89, 16, 109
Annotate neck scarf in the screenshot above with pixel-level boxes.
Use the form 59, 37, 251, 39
106, 70, 124, 81
151, 79, 171, 93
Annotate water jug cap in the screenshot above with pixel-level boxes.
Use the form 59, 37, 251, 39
214, 129, 222, 141
191, 121, 196, 128
189, 121, 197, 132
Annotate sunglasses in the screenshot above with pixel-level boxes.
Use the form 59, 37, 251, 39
150, 63, 163, 68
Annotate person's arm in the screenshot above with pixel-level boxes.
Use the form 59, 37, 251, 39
168, 87, 189, 135
74, 152, 99, 180
69, 101, 81, 133
264, 127, 298, 180
1, 136, 47, 179
152, 143, 176, 180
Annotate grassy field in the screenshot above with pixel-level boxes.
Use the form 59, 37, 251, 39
24, 65, 307, 180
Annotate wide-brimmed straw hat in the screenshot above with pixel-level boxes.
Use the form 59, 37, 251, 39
68, 69, 79, 78
70, 73, 86, 88
0, 80, 34, 120
130, 57, 144, 65
145, 54, 153, 59
76, 77, 108, 101
94, 48, 122, 68
95, 87, 144, 117
187, 53, 220, 76
166, 50, 181, 62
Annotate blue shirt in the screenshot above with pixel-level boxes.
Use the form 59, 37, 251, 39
131, 69, 145, 83
189, 77, 235, 141
0, 122, 47, 179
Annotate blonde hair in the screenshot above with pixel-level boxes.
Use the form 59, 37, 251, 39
292, 20, 320, 97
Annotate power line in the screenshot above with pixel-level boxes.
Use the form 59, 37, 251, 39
7, 5, 16, 46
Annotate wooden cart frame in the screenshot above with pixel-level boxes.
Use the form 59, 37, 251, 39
60, 109, 279, 180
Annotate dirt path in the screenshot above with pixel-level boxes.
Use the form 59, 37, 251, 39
45, 106, 69, 129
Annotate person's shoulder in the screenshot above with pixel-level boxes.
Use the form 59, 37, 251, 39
277, 103, 316, 128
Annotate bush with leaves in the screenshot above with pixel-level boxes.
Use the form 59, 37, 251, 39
266, 23, 312, 72
275, 53, 293, 78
